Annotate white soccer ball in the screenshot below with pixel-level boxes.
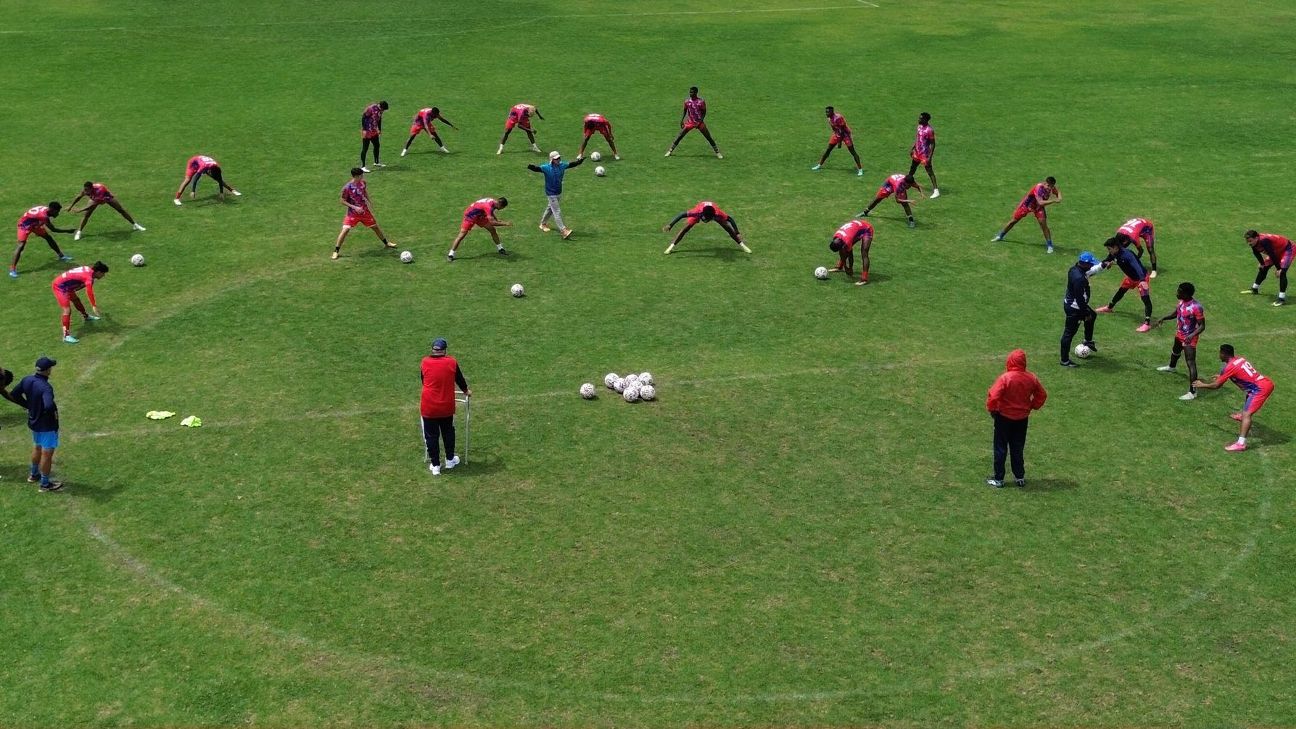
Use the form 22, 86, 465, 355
1074, 344, 1092, 359
130, 253, 145, 267
639, 385, 656, 401
595, 165, 606, 177
590, 151, 602, 162
580, 383, 596, 399
399, 250, 413, 263
639, 372, 653, 386
604, 372, 619, 389
612, 377, 626, 393
624, 374, 640, 387
622, 385, 641, 402
510, 283, 525, 297
814, 266, 829, 280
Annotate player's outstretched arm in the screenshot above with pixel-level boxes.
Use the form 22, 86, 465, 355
440, 113, 457, 129
67, 193, 87, 213
568, 156, 585, 168
526, 164, 542, 173
663, 212, 687, 231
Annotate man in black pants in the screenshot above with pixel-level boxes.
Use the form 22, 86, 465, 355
419, 338, 470, 475
1061, 251, 1104, 366
985, 349, 1048, 487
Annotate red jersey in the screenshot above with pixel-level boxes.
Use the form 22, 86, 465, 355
362, 103, 384, 132
913, 123, 935, 156
18, 206, 51, 230
86, 183, 113, 203
686, 201, 729, 223
464, 198, 500, 221
683, 97, 707, 124
1118, 218, 1155, 246
828, 113, 850, 135
585, 113, 607, 125
53, 266, 99, 304
885, 174, 918, 199
420, 355, 461, 418
188, 155, 218, 173
1216, 356, 1270, 395
1019, 182, 1054, 210
342, 179, 369, 213
1251, 233, 1293, 261
1175, 299, 1205, 340
510, 104, 534, 121
834, 220, 873, 250
413, 108, 437, 126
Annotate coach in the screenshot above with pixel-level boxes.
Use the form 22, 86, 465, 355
11, 356, 63, 491
1060, 251, 1104, 367
985, 349, 1047, 488
420, 338, 470, 476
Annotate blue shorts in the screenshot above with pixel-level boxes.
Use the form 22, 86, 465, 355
32, 430, 59, 449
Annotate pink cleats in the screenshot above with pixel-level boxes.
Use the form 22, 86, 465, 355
1135, 323, 1152, 332
1095, 306, 1113, 313
1225, 442, 1248, 452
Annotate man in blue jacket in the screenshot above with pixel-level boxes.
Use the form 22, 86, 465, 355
527, 150, 584, 239
10, 356, 63, 491
1060, 251, 1105, 367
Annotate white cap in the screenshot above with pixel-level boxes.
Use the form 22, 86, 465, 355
549, 150, 561, 160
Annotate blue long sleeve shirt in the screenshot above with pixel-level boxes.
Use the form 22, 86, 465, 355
12, 373, 58, 432
528, 157, 584, 196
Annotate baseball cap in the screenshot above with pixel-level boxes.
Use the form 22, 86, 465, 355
548, 150, 561, 160
1078, 251, 1098, 265
35, 356, 57, 370
431, 338, 447, 351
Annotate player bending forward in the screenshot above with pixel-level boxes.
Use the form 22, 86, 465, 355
1150, 282, 1205, 401
68, 181, 145, 240
1096, 236, 1154, 331
448, 198, 511, 261
857, 173, 922, 228
578, 114, 620, 159
811, 106, 863, 175
665, 86, 722, 159
1114, 217, 1158, 277
992, 177, 1060, 253
827, 219, 874, 285
174, 155, 240, 205
52, 261, 108, 344
1193, 344, 1275, 452
498, 104, 543, 154
332, 168, 396, 260
663, 202, 749, 255
402, 106, 456, 156
12, 203, 74, 278
1241, 229, 1293, 306
359, 100, 389, 171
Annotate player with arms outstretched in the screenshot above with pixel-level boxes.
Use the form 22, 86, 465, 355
857, 173, 922, 228
402, 106, 456, 156
578, 113, 620, 160
359, 100, 389, 171
174, 155, 240, 205
448, 197, 511, 261
1114, 217, 1157, 276
1150, 282, 1205, 400
498, 104, 543, 154
811, 106, 862, 175
992, 177, 1061, 253
907, 112, 939, 197
11, 203, 74, 278
827, 219, 874, 285
51, 261, 108, 344
67, 182, 145, 240
332, 168, 396, 260
1241, 229, 1293, 306
1096, 236, 1155, 331
662, 202, 749, 254
665, 86, 722, 159
1193, 344, 1275, 452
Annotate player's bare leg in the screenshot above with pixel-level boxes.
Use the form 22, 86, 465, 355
993, 215, 1023, 241
812, 143, 836, 170
107, 200, 144, 231
900, 201, 916, 228
402, 133, 420, 155
923, 161, 939, 194
723, 220, 751, 253
10, 242, 27, 273
578, 136, 590, 158
607, 134, 620, 160
857, 196, 885, 218
332, 225, 354, 259
856, 240, 872, 285
665, 128, 689, 156
75, 205, 98, 238
524, 130, 540, 153
429, 131, 449, 153
371, 223, 395, 249
664, 223, 694, 254
847, 143, 863, 174
497, 127, 513, 154
447, 230, 470, 260
488, 226, 509, 255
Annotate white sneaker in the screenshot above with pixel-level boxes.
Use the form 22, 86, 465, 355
613, 155, 621, 160
74, 230, 82, 241
231, 190, 242, 196
374, 162, 386, 168
429, 463, 441, 475
444, 455, 460, 470
360, 166, 371, 173
173, 199, 183, 206
440, 147, 450, 154
716, 152, 724, 159
132, 223, 146, 231
1156, 365, 1176, 372
400, 148, 408, 157
664, 149, 673, 157
496, 145, 504, 155
930, 188, 941, 199
529, 144, 541, 153
1179, 391, 1197, 401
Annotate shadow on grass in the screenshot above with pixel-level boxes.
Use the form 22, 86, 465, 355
673, 245, 742, 260
85, 229, 138, 243
450, 454, 504, 477
64, 478, 129, 503
1021, 478, 1080, 493
1077, 354, 1133, 373
75, 314, 125, 341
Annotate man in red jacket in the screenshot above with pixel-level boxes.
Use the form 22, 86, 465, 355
420, 337, 470, 475
985, 349, 1047, 487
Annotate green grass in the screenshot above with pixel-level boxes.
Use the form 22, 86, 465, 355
2, 0, 1295, 726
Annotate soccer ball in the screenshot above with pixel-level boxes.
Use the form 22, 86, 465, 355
622, 385, 641, 402
595, 165, 606, 177
639, 372, 653, 386
130, 253, 145, 267
510, 283, 525, 297
590, 151, 602, 162
814, 266, 829, 280
580, 383, 596, 399
399, 250, 413, 263
612, 377, 626, 393
639, 385, 656, 401
604, 372, 619, 389
624, 374, 640, 387
1074, 343, 1092, 359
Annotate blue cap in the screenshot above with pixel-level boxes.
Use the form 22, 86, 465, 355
431, 338, 447, 351
35, 356, 57, 370
1078, 251, 1098, 265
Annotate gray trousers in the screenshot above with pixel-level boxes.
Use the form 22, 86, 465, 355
540, 194, 566, 229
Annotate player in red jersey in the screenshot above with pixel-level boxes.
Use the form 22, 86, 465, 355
578, 114, 621, 160
1193, 344, 1275, 452
1150, 282, 1205, 400
359, 100, 389, 171
401, 106, 456, 157
665, 86, 723, 159
447, 197, 511, 261
67, 181, 145, 240
907, 112, 939, 197
1241, 229, 1293, 306
827, 219, 874, 285
51, 261, 108, 344
857, 173, 922, 228
662, 202, 749, 255
11, 203, 75, 278
991, 177, 1061, 253
332, 168, 396, 260
1114, 217, 1157, 276
811, 106, 863, 175
174, 155, 240, 205
497, 104, 543, 155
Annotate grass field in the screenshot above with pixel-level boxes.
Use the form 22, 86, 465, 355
2, 0, 1295, 726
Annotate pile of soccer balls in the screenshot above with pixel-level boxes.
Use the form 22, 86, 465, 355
579, 371, 657, 402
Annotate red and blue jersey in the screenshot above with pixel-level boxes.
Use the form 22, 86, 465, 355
18, 206, 51, 230
362, 103, 384, 132
342, 179, 369, 212
1216, 356, 1270, 395
834, 219, 872, 250
686, 201, 729, 223
87, 183, 114, 203
913, 123, 935, 156
1175, 299, 1204, 339
684, 97, 707, 124
509, 104, 534, 121
53, 266, 98, 303
828, 113, 850, 136
1118, 217, 1155, 248
413, 108, 436, 127
884, 174, 918, 198
188, 155, 218, 173
464, 198, 499, 221
1020, 182, 1054, 210
1252, 233, 1293, 262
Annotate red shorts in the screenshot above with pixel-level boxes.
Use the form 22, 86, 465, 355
362, 129, 380, 139
1244, 381, 1275, 415
1276, 247, 1295, 270
1012, 204, 1046, 222
409, 122, 436, 136
1175, 333, 1199, 348
683, 120, 708, 132
875, 185, 896, 200
51, 283, 77, 308
583, 121, 612, 138
17, 224, 45, 243
460, 216, 488, 232
344, 210, 377, 228
1120, 275, 1151, 296
505, 116, 532, 132
830, 132, 852, 147
911, 148, 931, 165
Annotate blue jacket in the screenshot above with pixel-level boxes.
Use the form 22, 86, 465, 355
528, 157, 584, 196
12, 373, 58, 432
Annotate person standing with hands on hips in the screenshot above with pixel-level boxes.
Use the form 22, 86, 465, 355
10, 357, 64, 491
985, 349, 1048, 488
527, 150, 584, 240
420, 338, 470, 475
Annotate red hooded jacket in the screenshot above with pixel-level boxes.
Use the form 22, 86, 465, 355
986, 349, 1047, 420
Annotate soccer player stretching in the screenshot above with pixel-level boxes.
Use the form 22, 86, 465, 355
908, 112, 939, 197
448, 198, 511, 261
665, 87, 722, 159
812, 106, 862, 175
578, 114, 620, 159
51, 261, 108, 344
11, 203, 74, 278
857, 174, 922, 228
174, 155, 240, 205
662, 202, 749, 254
67, 182, 145, 240
1193, 344, 1275, 452
1241, 229, 1293, 306
992, 177, 1061, 253
402, 107, 456, 156
1151, 282, 1205, 401
359, 100, 389, 171
498, 104, 543, 154
1114, 217, 1157, 277
827, 219, 874, 285
332, 168, 396, 260
1096, 236, 1155, 331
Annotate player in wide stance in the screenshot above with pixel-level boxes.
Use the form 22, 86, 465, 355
174, 155, 240, 205
498, 104, 543, 154
665, 86, 722, 159
402, 106, 456, 156
1241, 229, 1293, 306
908, 112, 939, 197
992, 177, 1061, 253
52, 261, 108, 344
1114, 217, 1157, 277
1193, 344, 1275, 452
11, 203, 74, 278
332, 168, 396, 260
827, 219, 874, 285
662, 202, 749, 254
67, 181, 145, 240
359, 100, 389, 171
448, 197, 511, 261
857, 173, 922, 228
811, 106, 863, 175
1150, 282, 1205, 401
1096, 236, 1154, 331
578, 113, 620, 160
